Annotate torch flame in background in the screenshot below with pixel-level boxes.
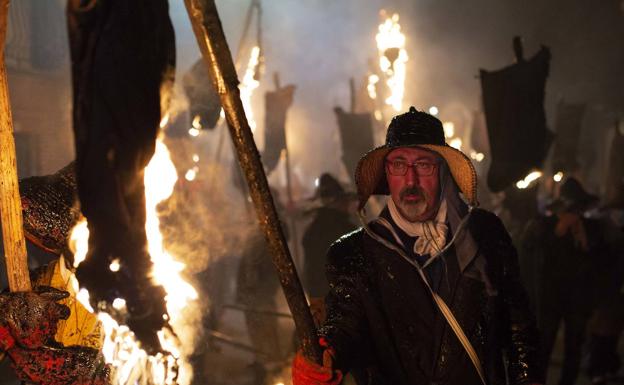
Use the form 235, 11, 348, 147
443, 121, 463, 150
240, 45, 261, 131
375, 12, 408, 112
516, 170, 543, 189
70, 118, 199, 384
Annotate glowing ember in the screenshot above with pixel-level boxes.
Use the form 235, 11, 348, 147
112, 298, 126, 310
516, 171, 543, 189
69, 136, 199, 385
185, 168, 197, 182
191, 115, 202, 130
160, 114, 170, 129
240, 46, 261, 131
109, 259, 121, 272
375, 12, 408, 111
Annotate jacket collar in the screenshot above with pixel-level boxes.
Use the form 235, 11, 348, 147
370, 192, 479, 273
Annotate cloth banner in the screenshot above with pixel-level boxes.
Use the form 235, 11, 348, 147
480, 46, 553, 192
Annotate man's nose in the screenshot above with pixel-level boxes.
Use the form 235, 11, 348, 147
404, 165, 419, 186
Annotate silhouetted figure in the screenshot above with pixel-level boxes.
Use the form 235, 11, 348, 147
586, 206, 624, 385
301, 173, 356, 299
236, 192, 290, 382
520, 178, 621, 385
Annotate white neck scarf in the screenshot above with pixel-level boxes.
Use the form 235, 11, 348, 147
388, 198, 448, 256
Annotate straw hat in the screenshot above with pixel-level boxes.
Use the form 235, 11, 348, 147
354, 107, 478, 210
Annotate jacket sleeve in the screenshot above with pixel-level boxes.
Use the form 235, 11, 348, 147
318, 230, 371, 372
490, 214, 544, 384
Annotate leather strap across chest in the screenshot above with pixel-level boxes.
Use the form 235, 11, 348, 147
362, 217, 487, 385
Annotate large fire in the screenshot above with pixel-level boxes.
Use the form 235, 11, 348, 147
240, 45, 261, 131
69, 129, 199, 385
375, 12, 408, 112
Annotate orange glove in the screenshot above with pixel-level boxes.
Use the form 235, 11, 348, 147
292, 338, 343, 385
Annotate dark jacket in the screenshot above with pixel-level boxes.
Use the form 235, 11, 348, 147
319, 209, 541, 385
302, 206, 356, 297
520, 214, 624, 317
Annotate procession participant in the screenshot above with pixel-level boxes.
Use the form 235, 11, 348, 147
292, 107, 543, 385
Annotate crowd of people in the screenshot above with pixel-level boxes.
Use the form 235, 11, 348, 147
253, 108, 623, 385
0, 107, 622, 385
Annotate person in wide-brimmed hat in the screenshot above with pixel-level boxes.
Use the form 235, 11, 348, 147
292, 107, 542, 385
546, 176, 599, 213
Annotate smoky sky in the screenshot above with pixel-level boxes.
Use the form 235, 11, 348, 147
170, 0, 624, 193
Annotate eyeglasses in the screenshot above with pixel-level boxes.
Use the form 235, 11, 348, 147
386, 159, 438, 176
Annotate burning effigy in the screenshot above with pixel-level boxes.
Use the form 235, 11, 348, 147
0, 0, 311, 384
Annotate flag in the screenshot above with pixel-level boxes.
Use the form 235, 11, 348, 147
334, 107, 374, 184
480, 46, 553, 192
263, 85, 296, 173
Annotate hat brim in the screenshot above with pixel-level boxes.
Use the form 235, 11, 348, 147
354, 144, 478, 210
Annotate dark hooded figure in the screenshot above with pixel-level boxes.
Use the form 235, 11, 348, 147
236, 188, 290, 370
301, 173, 357, 299
519, 177, 622, 385
291, 107, 542, 385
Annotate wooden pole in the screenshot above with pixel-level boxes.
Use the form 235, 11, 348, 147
0, 0, 31, 292
184, 0, 322, 363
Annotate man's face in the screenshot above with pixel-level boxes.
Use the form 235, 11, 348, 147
385, 147, 441, 222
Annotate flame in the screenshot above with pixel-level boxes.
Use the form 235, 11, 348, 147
69, 135, 198, 385
367, 74, 380, 99
69, 220, 89, 268
144, 139, 198, 319
240, 46, 261, 131
375, 12, 408, 111
516, 171, 543, 189
191, 115, 202, 130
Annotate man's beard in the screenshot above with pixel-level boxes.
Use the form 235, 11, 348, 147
397, 186, 430, 222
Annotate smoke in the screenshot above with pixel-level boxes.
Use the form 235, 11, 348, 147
169, 0, 623, 197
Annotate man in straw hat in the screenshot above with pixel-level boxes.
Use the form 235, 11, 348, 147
292, 107, 543, 385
